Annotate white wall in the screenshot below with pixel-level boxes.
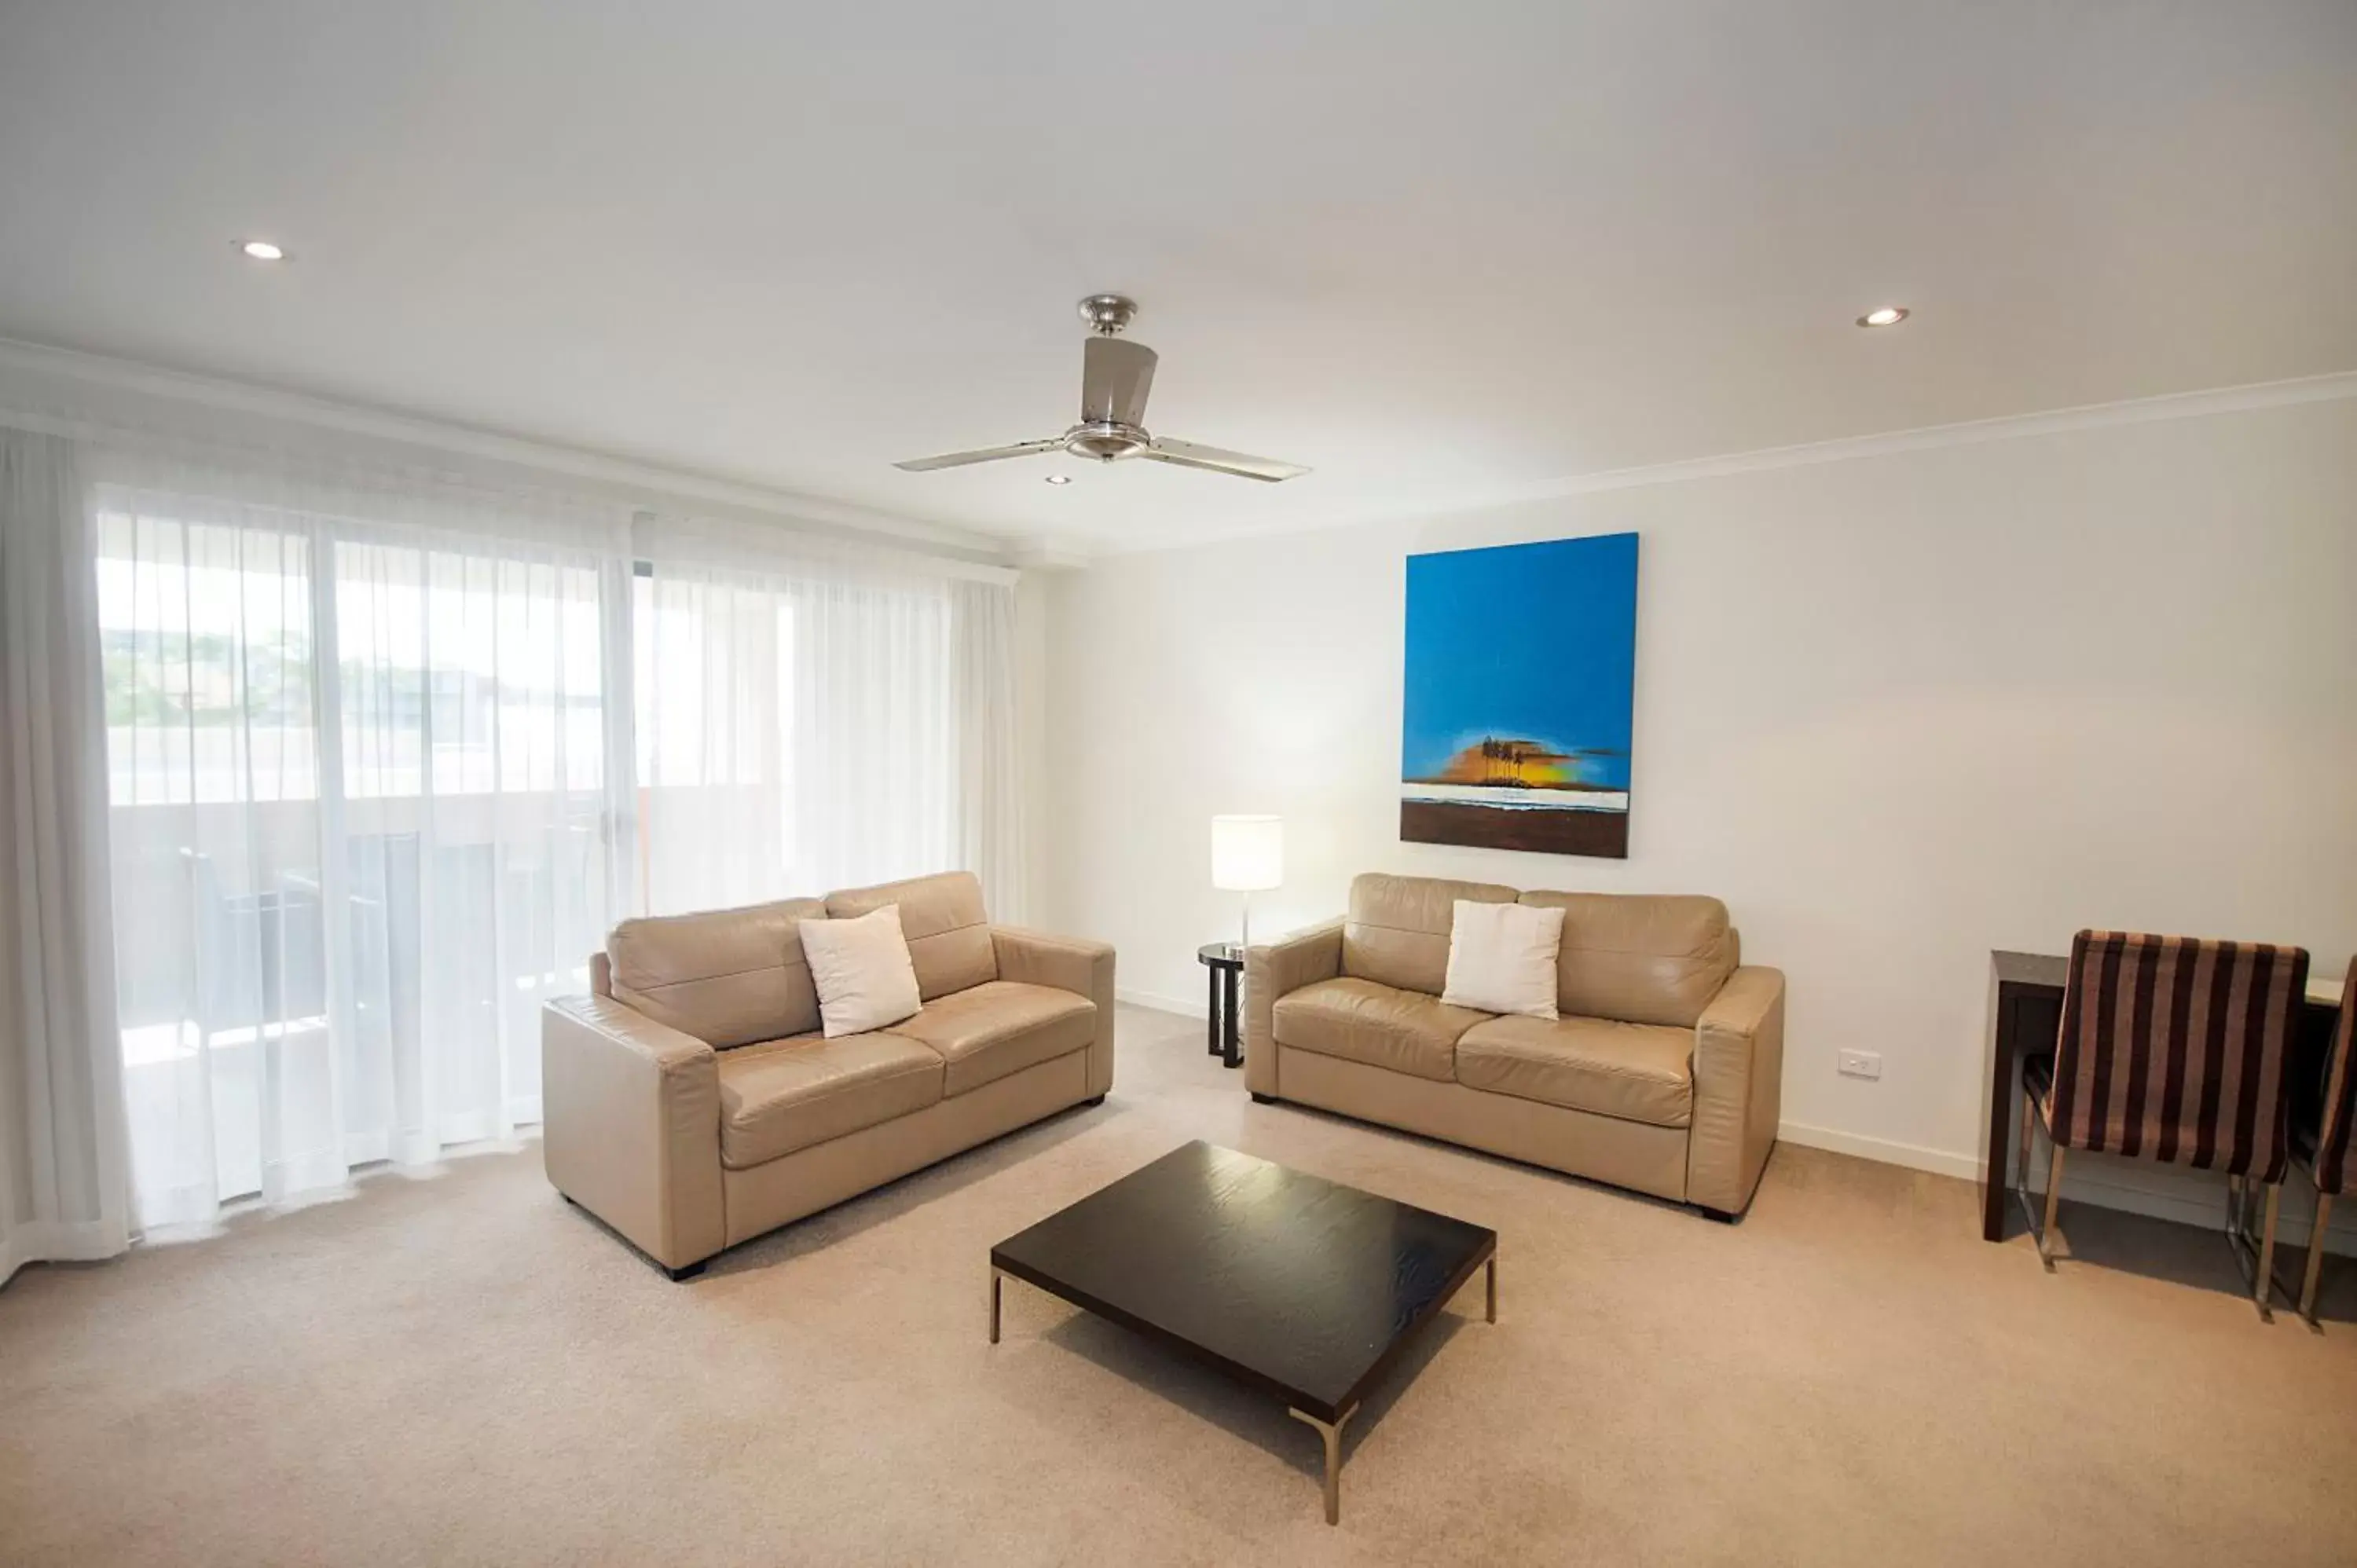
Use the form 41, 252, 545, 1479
1040, 394, 2357, 1190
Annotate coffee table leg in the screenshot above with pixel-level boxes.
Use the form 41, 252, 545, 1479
1486, 1255, 1497, 1323
1287, 1405, 1354, 1526
989, 1268, 1003, 1344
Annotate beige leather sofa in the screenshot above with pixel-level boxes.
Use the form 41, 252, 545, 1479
542, 871, 1114, 1277
1245, 874, 1783, 1218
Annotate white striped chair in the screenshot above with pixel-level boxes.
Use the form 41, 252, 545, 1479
2018, 929, 2310, 1320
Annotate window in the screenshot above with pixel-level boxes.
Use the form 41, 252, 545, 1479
97, 510, 316, 805
338, 541, 607, 799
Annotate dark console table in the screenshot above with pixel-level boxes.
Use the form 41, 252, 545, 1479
1980, 950, 2345, 1243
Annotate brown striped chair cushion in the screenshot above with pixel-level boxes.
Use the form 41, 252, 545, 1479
2042, 930, 2308, 1182
2315, 955, 2357, 1196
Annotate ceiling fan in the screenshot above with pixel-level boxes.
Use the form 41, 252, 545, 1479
894, 295, 1310, 483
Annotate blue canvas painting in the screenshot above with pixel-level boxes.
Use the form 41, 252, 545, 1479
1400, 533, 1637, 858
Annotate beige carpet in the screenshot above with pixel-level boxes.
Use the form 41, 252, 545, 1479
6, 1004, 2357, 1567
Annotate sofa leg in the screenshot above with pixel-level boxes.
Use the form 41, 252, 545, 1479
1695, 1206, 1739, 1225
1250, 1092, 1277, 1105
667, 1260, 708, 1282
1083, 1094, 1106, 1107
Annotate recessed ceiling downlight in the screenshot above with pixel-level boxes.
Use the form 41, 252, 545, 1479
238, 239, 288, 262
1043, 474, 1072, 485
1857, 306, 1908, 328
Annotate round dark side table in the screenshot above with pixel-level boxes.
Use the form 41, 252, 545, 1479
1197, 942, 1244, 1069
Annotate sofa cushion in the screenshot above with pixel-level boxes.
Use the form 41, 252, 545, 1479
1343, 873, 1521, 995
1455, 1013, 1694, 1127
608, 897, 826, 1049
827, 871, 997, 1002
1442, 899, 1565, 1020
1272, 976, 1492, 1082
1516, 892, 1737, 1028
885, 980, 1094, 1095
800, 904, 924, 1039
715, 1031, 945, 1168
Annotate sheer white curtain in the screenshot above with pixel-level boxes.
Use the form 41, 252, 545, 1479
633, 518, 1025, 918
91, 457, 633, 1225
951, 578, 1024, 918
1, 429, 133, 1284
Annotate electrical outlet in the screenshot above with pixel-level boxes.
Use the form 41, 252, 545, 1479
1837, 1050, 1882, 1081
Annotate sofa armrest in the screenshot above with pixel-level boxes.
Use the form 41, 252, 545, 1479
1686, 966, 1786, 1215
1244, 919, 1345, 1097
992, 925, 1116, 1097
542, 994, 726, 1271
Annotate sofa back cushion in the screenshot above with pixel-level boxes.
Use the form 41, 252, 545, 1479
608, 898, 826, 1048
1343, 873, 1520, 995
824, 870, 997, 1001
1517, 891, 1736, 1028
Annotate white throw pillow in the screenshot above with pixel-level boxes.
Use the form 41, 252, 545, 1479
799, 905, 925, 1039
1441, 899, 1565, 1020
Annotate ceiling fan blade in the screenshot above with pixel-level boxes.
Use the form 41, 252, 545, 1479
1138, 438, 1310, 483
893, 438, 1063, 473
1081, 336, 1157, 427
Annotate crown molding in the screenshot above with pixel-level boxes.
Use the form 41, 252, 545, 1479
1098, 368, 2357, 556
0, 334, 1018, 563
1528, 368, 2357, 498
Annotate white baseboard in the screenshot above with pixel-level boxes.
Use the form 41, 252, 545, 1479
2029, 1160, 2355, 1253
1117, 987, 1207, 1020
1783, 1119, 2357, 1255
1776, 1120, 1981, 1181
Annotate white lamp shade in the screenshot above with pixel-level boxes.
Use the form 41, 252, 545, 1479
1211, 815, 1284, 892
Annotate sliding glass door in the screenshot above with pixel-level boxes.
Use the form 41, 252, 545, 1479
331, 536, 617, 1164
96, 487, 627, 1225
99, 501, 324, 1215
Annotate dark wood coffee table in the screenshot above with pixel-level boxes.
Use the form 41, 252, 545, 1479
988, 1141, 1497, 1524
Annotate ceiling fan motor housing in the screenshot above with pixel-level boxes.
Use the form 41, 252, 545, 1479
1077, 293, 1139, 335
1064, 420, 1151, 461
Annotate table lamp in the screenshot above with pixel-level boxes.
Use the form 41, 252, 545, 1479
1211, 814, 1283, 952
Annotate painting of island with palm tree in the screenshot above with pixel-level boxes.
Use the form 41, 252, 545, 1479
1401, 532, 1637, 858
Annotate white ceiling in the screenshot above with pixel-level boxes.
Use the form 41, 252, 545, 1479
2, 2, 2352, 554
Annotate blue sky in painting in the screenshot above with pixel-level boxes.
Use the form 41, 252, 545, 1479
1401, 533, 1637, 787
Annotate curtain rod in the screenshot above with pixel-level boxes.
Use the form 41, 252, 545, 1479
0, 404, 1018, 588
